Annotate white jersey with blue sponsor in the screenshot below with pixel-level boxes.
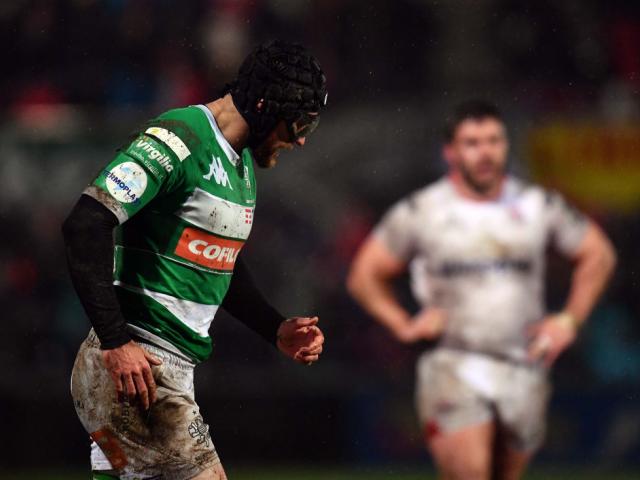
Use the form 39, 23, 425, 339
374, 176, 588, 362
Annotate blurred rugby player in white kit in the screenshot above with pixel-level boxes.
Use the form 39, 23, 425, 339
347, 101, 617, 480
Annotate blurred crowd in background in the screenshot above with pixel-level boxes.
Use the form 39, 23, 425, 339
3, 0, 640, 110
1, 0, 640, 471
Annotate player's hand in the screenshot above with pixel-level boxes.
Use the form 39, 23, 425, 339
277, 316, 325, 365
101, 341, 163, 410
396, 308, 447, 343
527, 313, 578, 367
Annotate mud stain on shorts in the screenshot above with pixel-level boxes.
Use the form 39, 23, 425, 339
72, 331, 220, 478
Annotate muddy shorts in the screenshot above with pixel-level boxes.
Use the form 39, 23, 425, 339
415, 348, 550, 452
71, 330, 219, 480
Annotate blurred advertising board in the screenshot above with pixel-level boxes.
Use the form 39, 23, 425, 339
527, 123, 640, 213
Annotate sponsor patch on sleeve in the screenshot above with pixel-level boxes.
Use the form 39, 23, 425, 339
102, 161, 148, 203
125, 135, 175, 181
145, 127, 191, 161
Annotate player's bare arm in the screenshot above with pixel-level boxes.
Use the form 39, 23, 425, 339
347, 236, 445, 343
529, 222, 617, 366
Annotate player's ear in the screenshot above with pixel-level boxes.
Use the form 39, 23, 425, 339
255, 98, 265, 113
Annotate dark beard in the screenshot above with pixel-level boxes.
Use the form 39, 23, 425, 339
255, 151, 276, 168
459, 164, 499, 194
253, 149, 277, 169
251, 145, 272, 168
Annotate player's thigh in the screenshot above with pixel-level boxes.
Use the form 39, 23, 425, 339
428, 421, 495, 480
190, 462, 228, 480
415, 350, 493, 442
495, 366, 550, 453
415, 351, 496, 480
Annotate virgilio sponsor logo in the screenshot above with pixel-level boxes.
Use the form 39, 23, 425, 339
136, 138, 173, 173
103, 162, 148, 204
175, 227, 244, 271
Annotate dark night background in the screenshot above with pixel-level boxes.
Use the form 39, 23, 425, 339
1, 0, 639, 477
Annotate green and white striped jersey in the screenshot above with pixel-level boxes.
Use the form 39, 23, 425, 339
84, 105, 257, 362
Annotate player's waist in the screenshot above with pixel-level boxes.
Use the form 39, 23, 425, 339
114, 285, 215, 363
435, 338, 541, 369
126, 324, 195, 366
85, 327, 195, 369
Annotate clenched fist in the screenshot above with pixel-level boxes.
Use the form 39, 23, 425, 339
277, 316, 325, 365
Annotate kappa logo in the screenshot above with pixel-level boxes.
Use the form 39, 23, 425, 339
175, 227, 244, 270
203, 155, 233, 190
135, 138, 173, 173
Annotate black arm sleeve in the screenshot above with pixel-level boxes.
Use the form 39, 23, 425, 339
61, 195, 132, 349
221, 254, 285, 345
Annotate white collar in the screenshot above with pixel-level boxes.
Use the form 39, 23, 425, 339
194, 104, 240, 166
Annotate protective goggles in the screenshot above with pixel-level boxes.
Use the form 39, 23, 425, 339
286, 112, 320, 141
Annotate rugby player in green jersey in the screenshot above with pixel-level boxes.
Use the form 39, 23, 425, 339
62, 41, 327, 480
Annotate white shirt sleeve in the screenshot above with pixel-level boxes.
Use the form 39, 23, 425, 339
372, 198, 418, 262
546, 190, 589, 257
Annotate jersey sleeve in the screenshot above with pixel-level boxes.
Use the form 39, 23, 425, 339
83, 130, 186, 223
546, 190, 590, 257
372, 198, 418, 262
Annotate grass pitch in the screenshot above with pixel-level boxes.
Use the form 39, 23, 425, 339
1, 466, 639, 479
